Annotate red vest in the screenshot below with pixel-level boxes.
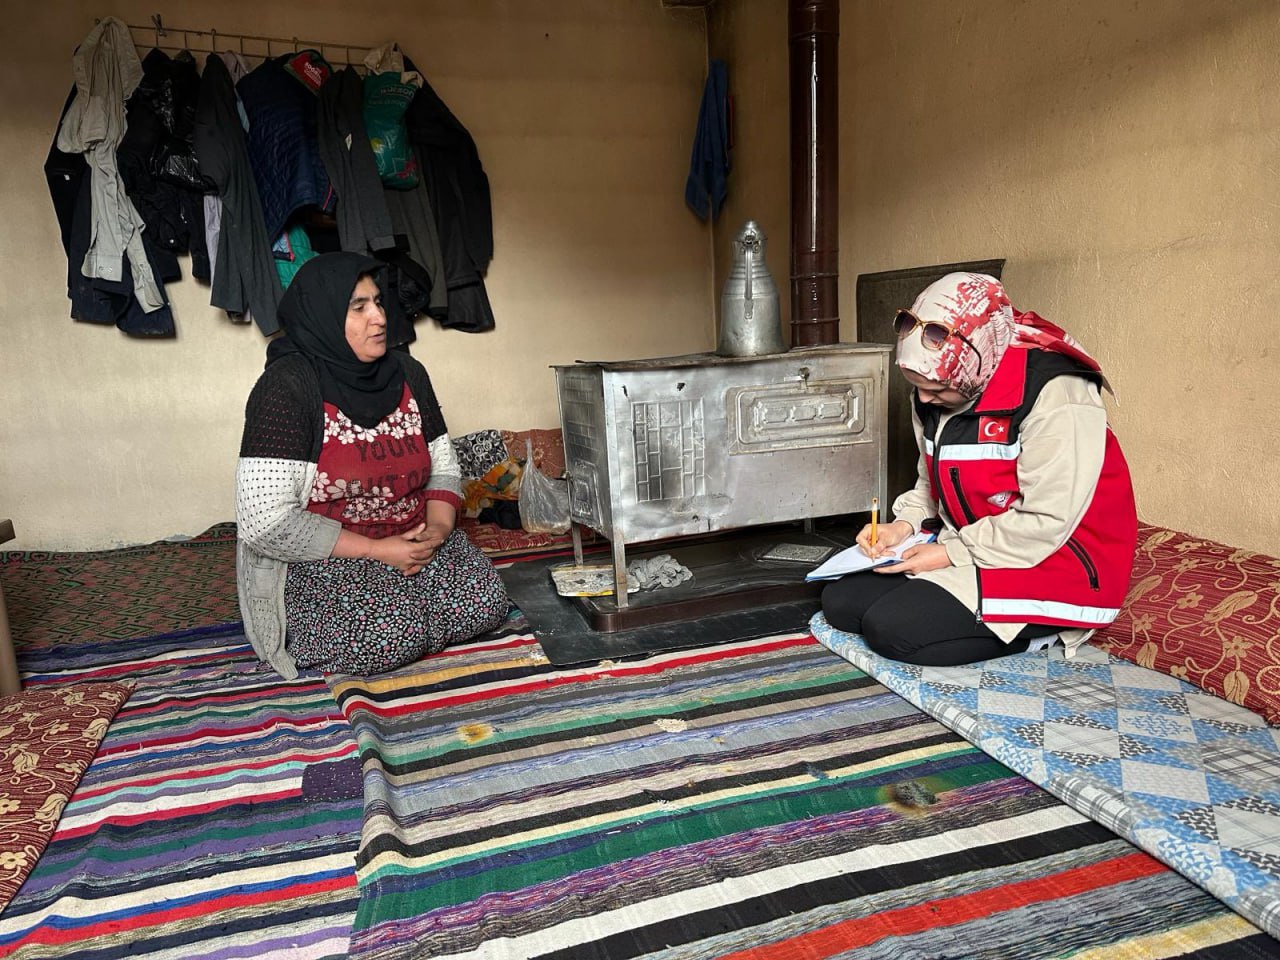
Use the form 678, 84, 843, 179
920, 348, 1137, 628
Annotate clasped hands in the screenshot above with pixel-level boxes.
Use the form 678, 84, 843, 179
855, 518, 952, 575
373, 522, 451, 576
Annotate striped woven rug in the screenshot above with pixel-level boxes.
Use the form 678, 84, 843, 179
0, 623, 363, 960
0, 566, 1272, 957
330, 623, 1272, 960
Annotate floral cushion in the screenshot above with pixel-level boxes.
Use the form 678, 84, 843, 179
503, 429, 566, 479
1090, 522, 1280, 725
0, 682, 133, 909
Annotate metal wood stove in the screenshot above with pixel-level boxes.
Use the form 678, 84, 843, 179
553, 343, 891, 612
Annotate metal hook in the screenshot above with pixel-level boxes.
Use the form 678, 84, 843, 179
210, 27, 217, 52
293, 36, 299, 53
151, 13, 165, 47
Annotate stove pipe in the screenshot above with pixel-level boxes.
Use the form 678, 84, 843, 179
788, 0, 840, 346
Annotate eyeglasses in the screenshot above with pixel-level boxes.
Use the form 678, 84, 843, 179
893, 309, 954, 350
894, 308, 984, 383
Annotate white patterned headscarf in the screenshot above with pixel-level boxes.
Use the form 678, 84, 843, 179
897, 273, 1104, 399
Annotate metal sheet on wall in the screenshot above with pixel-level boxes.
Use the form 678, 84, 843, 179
854, 259, 1006, 514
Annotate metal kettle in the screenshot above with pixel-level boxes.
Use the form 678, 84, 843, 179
718, 220, 785, 357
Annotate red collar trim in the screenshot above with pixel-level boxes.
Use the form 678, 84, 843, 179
973, 347, 1029, 414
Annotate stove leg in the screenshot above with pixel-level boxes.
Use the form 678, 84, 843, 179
612, 538, 629, 608
571, 523, 584, 566
803, 518, 815, 535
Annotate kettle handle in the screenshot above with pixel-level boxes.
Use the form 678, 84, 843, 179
743, 239, 755, 320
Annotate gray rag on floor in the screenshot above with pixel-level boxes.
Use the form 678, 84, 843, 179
627, 554, 694, 591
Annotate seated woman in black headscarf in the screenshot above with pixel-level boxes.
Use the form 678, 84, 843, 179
235, 252, 510, 678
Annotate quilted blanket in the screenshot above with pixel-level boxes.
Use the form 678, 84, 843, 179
812, 611, 1280, 941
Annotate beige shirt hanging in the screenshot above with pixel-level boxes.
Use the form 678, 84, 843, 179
56, 17, 165, 313
363, 41, 423, 87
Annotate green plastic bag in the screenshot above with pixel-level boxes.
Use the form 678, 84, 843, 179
363, 72, 419, 189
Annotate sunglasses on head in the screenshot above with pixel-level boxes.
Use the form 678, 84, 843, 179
894, 308, 984, 383
893, 309, 955, 349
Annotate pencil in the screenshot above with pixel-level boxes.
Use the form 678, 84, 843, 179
870, 497, 879, 548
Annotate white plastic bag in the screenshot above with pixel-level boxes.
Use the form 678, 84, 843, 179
518, 439, 571, 534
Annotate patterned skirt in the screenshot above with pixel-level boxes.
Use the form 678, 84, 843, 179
283, 530, 510, 675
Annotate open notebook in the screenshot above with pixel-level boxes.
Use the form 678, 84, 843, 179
805, 531, 937, 581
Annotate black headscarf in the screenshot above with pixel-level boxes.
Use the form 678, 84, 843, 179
267, 252, 405, 428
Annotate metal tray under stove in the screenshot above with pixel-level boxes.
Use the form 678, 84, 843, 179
565, 524, 855, 632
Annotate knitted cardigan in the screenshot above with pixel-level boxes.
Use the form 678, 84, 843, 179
235, 352, 461, 678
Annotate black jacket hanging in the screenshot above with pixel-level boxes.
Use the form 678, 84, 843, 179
192, 53, 283, 335
402, 56, 495, 333
316, 66, 397, 257
117, 49, 210, 282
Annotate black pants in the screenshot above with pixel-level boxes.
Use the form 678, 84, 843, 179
821, 572, 1060, 666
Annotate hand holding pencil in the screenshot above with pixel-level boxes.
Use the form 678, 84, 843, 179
856, 500, 913, 559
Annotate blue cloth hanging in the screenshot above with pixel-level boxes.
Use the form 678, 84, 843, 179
685, 59, 730, 221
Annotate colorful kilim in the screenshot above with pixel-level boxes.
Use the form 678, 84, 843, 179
0, 524, 240, 648
328, 622, 1272, 959
2, 532, 1276, 958
0, 522, 578, 650
0, 624, 363, 959
812, 611, 1280, 948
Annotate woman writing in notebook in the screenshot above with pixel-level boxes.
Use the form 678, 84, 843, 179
821, 272, 1137, 666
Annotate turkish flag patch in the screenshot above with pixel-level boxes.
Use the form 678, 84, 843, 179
978, 416, 1011, 442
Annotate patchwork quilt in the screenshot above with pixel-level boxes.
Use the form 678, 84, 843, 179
811, 612, 1280, 940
